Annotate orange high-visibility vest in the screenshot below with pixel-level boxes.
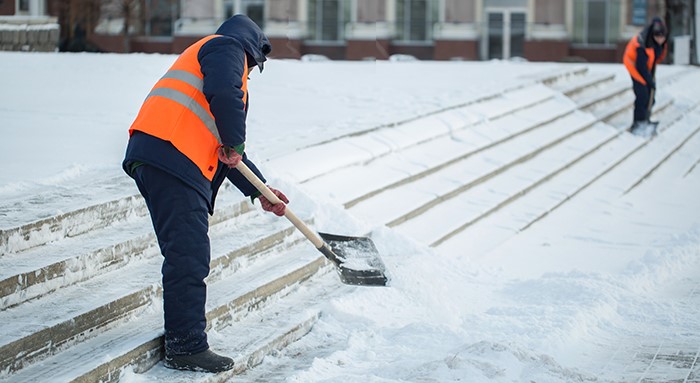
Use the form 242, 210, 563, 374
129, 35, 249, 181
623, 35, 666, 85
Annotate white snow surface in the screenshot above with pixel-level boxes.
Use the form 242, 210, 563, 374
1, 51, 700, 382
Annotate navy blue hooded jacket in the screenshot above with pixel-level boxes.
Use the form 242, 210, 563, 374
123, 15, 272, 213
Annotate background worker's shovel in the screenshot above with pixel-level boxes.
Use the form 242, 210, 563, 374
236, 162, 388, 286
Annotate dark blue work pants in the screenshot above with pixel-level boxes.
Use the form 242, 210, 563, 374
133, 165, 210, 356
632, 79, 654, 122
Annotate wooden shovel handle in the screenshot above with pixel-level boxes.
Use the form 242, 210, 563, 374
235, 161, 325, 249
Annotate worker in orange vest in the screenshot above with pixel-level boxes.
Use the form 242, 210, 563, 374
623, 16, 668, 136
122, 15, 287, 373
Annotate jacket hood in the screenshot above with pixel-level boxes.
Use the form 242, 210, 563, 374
215, 15, 272, 72
642, 16, 667, 48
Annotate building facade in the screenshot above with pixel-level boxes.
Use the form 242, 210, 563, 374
171, 0, 666, 62
1, 0, 677, 62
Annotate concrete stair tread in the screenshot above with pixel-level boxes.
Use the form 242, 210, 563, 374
303, 96, 578, 206
575, 81, 630, 109
0, 252, 162, 347
348, 110, 598, 226
392, 123, 619, 245
0, 243, 329, 382
437, 128, 643, 256
553, 72, 615, 96
0, 185, 248, 256
574, 69, 688, 113
0, 173, 134, 232
132, 271, 343, 382
0, 193, 148, 256
437, 101, 700, 256
616, 108, 700, 193
524, 65, 588, 85
0, 211, 304, 375
475, 83, 554, 118
0, 209, 298, 342
268, 84, 556, 184
0, 212, 155, 305
594, 98, 698, 192
660, 122, 700, 179
0, 199, 258, 310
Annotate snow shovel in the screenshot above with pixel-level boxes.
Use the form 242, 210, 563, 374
645, 87, 659, 136
235, 162, 388, 286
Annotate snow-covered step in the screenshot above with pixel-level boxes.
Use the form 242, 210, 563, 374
0, 171, 136, 239
524, 65, 588, 86
0, 183, 249, 256
610, 95, 672, 127
348, 109, 598, 228
436, 127, 644, 257
599, 94, 672, 126
0, 198, 252, 310
585, 89, 633, 118
0, 242, 330, 383
0, 209, 155, 310
0, 209, 304, 378
620, 107, 700, 194
575, 81, 629, 110
128, 269, 343, 382
528, 100, 700, 220
392, 122, 619, 246
578, 98, 696, 196
267, 83, 557, 184
570, 68, 689, 115
474, 83, 555, 120
438, 96, 700, 257
684, 157, 700, 179
0, 194, 148, 256
303, 95, 577, 207
552, 72, 615, 97
672, 130, 700, 179
661, 67, 700, 87
437, 93, 700, 255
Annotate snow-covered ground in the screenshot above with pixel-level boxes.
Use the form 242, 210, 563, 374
1, 51, 699, 382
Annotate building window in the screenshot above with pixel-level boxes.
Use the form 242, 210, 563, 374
269, 0, 298, 22
357, 0, 385, 23
444, 0, 473, 23
397, 0, 434, 42
309, 0, 345, 42
573, 0, 621, 45
224, 0, 265, 29
18, 0, 30, 12
145, 0, 178, 36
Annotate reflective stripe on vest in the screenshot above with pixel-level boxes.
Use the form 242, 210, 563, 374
129, 34, 249, 181
145, 70, 222, 143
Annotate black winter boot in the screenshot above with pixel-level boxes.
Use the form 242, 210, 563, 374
164, 349, 234, 373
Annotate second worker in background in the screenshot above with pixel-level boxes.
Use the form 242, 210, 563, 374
623, 16, 668, 136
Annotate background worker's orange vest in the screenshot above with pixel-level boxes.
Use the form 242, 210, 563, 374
623, 35, 666, 85
129, 35, 249, 181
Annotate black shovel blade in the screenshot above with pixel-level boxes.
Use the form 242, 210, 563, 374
317, 232, 388, 286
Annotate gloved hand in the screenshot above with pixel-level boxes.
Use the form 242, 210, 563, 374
258, 187, 289, 217
218, 144, 244, 168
